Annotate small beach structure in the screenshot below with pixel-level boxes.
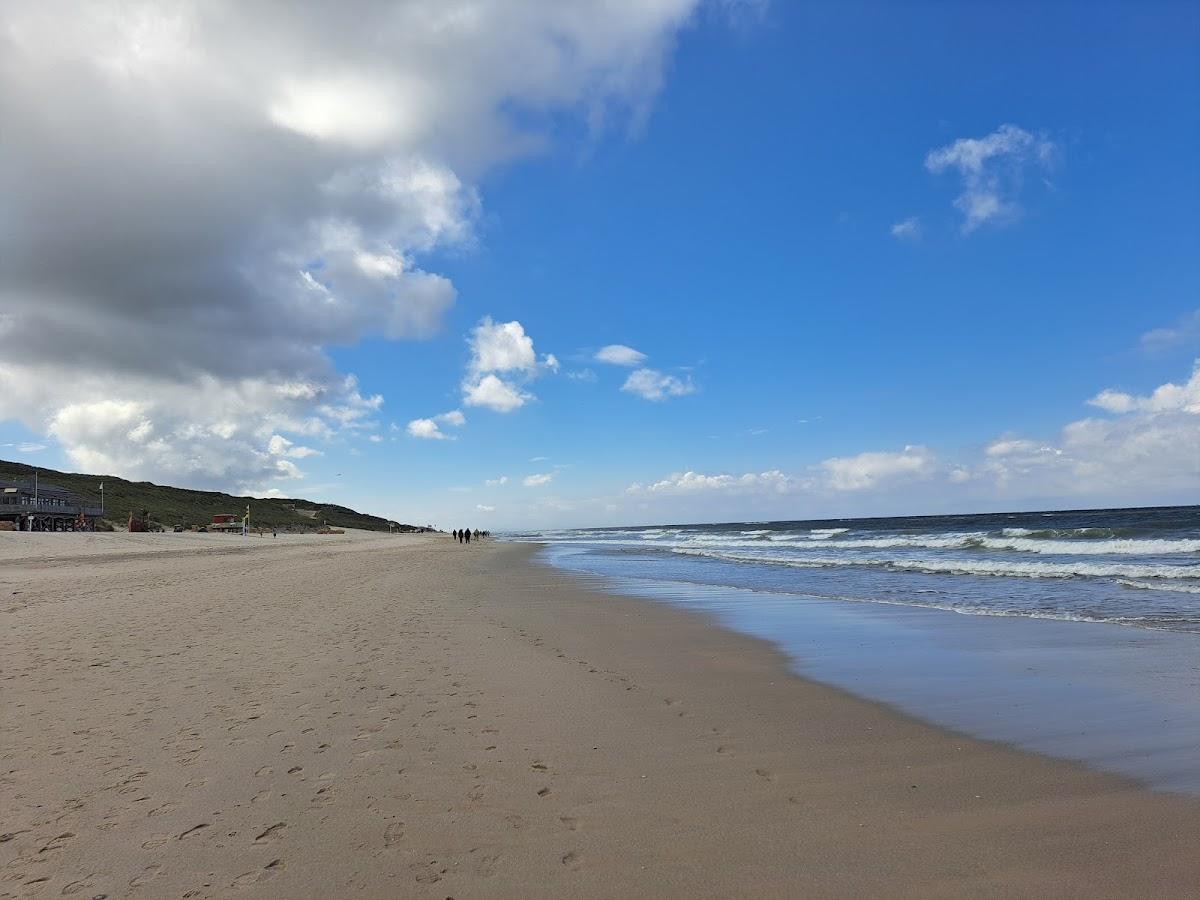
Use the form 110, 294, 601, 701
209, 513, 244, 533
0, 479, 103, 531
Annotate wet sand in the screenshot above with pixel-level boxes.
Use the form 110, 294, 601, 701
2, 534, 1198, 898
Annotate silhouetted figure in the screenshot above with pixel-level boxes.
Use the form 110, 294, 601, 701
455, 529, 462, 543
464, 527, 471, 544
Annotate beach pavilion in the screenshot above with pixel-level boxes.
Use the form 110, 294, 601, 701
0, 479, 104, 531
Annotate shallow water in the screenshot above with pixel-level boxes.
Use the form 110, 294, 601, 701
510, 506, 1200, 632
507, 507, 1200, 794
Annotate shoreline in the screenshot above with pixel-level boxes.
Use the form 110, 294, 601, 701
3, 535, 1198, 897
535, 542, 1200, 795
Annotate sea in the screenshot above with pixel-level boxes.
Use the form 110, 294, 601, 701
507, 506, 1200, 793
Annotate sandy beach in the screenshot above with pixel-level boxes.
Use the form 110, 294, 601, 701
3, 533, 1198, 899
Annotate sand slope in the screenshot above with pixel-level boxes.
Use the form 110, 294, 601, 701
2, 536, 1198, 898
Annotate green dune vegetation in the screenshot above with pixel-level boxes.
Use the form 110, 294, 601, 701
0, 459, 422, 533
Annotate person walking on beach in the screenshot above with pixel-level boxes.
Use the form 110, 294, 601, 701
464, 527, 471, 544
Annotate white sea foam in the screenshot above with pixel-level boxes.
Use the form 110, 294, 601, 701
669, 547, 1200, 581
980, 536, 1200, 555
667, 532, 1200, 556
526, 529, 1200, 558
805, 528, 850, 540
1117, 579, 1200, 594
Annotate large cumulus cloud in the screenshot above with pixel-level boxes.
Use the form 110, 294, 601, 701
0, 0, 702, 489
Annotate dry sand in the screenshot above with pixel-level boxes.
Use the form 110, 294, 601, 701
2, 534, 1198, 898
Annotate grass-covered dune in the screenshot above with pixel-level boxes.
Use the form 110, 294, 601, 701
0, 459, 423, 533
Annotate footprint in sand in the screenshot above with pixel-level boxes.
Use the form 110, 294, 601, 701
59, 874, 98, 895
38, 831, 74, 853
561, 851, 581, 869
232, 858, 284, 887
383, 822, 405, 848
754, 768, 773, 782
474, 853, 501, 877
129, 864, 163, 888
253, 823, 286, 844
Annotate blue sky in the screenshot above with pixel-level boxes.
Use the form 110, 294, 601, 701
1, 1, 1197, 528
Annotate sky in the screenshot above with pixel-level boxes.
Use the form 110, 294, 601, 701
0, 0, 1197, 530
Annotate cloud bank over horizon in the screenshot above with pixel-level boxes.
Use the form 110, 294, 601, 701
598, 359, 1198, 525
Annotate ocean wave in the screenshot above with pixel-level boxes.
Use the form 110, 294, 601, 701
791, 592, 1199, 632
678, 532, 1200, 555
980, 536, 1200, 555
669, 547, 1200, 581
1000, 526, 1146, 539
1117, 579, 1200, 595
806, 527, 851, 539
522, 529, 1200, 557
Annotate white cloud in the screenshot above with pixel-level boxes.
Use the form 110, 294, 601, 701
460, 318, 555, 412
463, 373, 532, 413
925, 124, 1055, 232
984, 437, 1058, 458
2, 442, 48, 453
821, 446, 937, 491
629, 469, 804, 495
621, 368, 696, 401
0, 1, 704, 489
485, 475, 508, 487
407, 418, 445, 440
595, 344, 648, 366
1086, 391, 1135, 414
406, 409, 466, 440
1140, 310, 1200, 354
890, 217, 921, 241
1086, 367, 1199, 415
567, 368, 598, 382
523, 473, 554, 487
468, 318, 538, 373
19, 374, 377, 492
476, 504, 495, 512
267, 434, 321, 459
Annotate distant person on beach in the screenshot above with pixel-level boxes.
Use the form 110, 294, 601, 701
464, 528, 471, 544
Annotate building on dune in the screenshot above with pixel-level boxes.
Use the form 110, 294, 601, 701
0, 479, 104, 532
